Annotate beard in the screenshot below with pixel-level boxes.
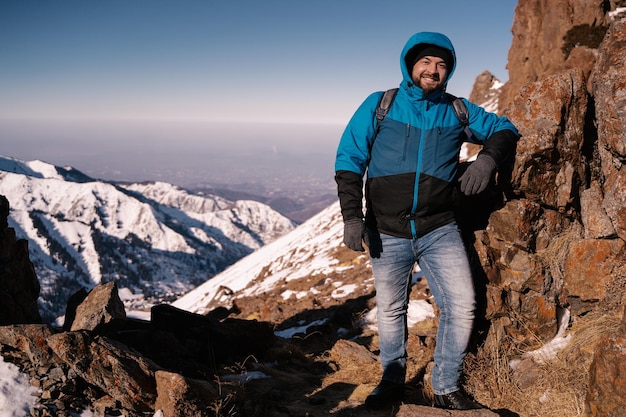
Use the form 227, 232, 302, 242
417, 72, 443, 94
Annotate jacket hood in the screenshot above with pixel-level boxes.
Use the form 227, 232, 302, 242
400, 32, 456, 92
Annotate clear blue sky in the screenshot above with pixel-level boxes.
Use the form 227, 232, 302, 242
0, 0, 517, 125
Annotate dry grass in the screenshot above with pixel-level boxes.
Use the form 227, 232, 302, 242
535, 226, 581, 287
464, 311, 622, 417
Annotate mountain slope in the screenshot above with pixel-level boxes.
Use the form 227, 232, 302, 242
0, 155, 296, 322
172, 201, 360, 312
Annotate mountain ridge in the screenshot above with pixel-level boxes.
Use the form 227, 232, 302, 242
0, 155, 296, 322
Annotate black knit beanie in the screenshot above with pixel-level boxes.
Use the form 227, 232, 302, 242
407, 44, 454, 72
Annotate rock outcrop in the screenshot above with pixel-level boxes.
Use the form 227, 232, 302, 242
467, 3, 626, 415
498, 0, 626, 110
0, 195, 41, 325
0, 280, 277, 416
509, 0, 626, 326
468, 70, 503, 113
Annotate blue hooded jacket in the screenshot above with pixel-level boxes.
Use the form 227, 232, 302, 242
335, 32, 519, 239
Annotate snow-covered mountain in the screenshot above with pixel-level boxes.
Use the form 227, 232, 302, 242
172, 200, 351, 314
0, 155, 296, 322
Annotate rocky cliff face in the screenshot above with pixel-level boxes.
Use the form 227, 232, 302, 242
509, 0, 626, 325
499, 0, 626, 111
469, 2, 626, 415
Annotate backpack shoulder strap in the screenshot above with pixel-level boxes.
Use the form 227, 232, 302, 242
446, 93, 473, 139
368, 88, 399, 161
376, 88, 399, 123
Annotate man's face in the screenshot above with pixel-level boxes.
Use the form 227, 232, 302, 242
411, 56, 448, 94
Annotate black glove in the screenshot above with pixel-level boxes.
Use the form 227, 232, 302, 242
459, 155, 497, 195
343, 218, 369, 252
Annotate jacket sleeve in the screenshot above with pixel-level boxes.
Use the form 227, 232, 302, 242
463, 99, 520, 167
335, 170, 365, 221
479, 128, 519, 168
334, 92, 382, 221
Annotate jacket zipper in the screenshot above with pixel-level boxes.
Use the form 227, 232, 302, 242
410, 117, 426, 239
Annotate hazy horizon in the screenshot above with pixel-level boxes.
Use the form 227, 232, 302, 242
0, 119, 342, 199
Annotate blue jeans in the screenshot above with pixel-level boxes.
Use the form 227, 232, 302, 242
369, 222, 476, 395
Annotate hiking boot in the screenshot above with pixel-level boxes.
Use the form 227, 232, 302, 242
433, 389, 484, 410
364, 380, 404, 409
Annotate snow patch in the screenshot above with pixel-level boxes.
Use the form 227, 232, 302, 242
0, 355, 40, 417
360, 299, 436, 332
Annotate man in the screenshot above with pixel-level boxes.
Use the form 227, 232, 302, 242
334, 32, 519, 410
